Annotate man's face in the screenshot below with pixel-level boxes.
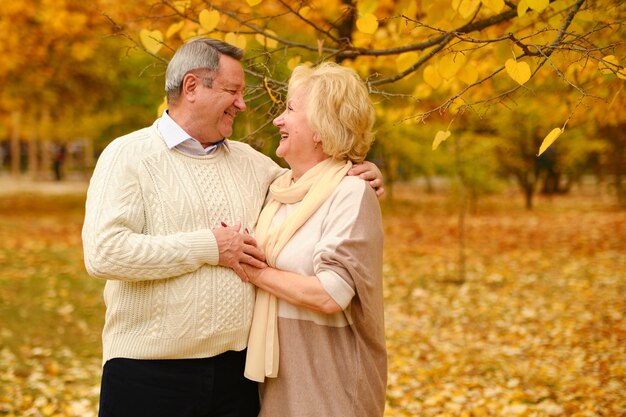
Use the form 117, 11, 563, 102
196, 55, 246, 142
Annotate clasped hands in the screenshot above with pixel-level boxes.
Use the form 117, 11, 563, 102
212, 222, 266, 282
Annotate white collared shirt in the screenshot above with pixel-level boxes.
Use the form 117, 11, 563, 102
156, 110, 228, 156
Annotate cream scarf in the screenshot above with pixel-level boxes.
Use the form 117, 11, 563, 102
244, 158, 352, 382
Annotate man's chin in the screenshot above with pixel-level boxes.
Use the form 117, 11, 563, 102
220, 125, 234, 139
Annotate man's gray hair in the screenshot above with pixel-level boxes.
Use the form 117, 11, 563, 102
165, 38, 244, 103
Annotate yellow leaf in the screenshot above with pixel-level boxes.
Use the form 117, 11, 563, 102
505, 59, 531, 85
527, 0, 549, 11
225, 32, 247, 49
266, 30, 278, 48
404, 1, 418, 19
456, 0, 480, 18
517, 0, 528, 17
414, 83, 432, 99
598, 55, 621, 76
575, 9, 593, 22
548, 14, 562, 28
139, 29, 163, 54
458, 63, 478, 85
482, 0, 504, 13
396, 52, 418, 73
438, 53, 466, 79
199, 9, 220, 32
287, 56, 302, 71
180, 27, 201, 41
255, 31, 278, 48
537, 127, 563, 156
423, 65, 442, 88
359, 0, 379, 15
173, 0, 190, 13
299, 6, 311, 18
247, 0, 262, 5
166, 22, 185, 39
356, 13, 379, 34
432, 130, 451, 151
449, 98, 464, 114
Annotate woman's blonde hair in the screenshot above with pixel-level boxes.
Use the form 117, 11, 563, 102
288, 62, 375, 163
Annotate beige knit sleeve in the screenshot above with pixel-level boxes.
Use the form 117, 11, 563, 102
82, 134, 219, 281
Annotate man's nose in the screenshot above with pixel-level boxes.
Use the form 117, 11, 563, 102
235, 93, 246, 111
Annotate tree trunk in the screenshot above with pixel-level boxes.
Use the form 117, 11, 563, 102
11, 110, 21, 177
42, 141, 52, 181
525, 185, 534, 210
335, 0, 356, 63
28, 122, 38, 180
84, 137, 95, 178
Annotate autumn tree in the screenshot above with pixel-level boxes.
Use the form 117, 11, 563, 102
0, 0, 163, 179
118, 0, 621, 146
99, 0, 625, 209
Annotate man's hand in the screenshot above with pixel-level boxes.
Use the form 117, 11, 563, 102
213, 222, 266, 281
348, 161, 385, 198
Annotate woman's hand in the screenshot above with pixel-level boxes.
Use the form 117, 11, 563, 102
241, 262, 268, 284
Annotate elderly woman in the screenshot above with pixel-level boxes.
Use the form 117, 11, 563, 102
243, 62, 386, 417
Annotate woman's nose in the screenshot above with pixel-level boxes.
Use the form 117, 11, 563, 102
273, 113, 284, 126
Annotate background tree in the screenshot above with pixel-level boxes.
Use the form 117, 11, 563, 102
0, 0, 163, 179
111, 0, 625, 201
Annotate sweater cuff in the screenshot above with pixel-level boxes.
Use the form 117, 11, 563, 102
185, 229, 220, 266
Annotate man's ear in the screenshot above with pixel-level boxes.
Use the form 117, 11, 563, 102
181, 73, 200, 102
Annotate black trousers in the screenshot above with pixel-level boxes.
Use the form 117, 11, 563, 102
98, 350, 259, 417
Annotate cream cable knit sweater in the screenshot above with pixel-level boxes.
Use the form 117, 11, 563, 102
82, 122, 283, 363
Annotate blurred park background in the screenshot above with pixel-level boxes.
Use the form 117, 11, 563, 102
1, 0, 625, 416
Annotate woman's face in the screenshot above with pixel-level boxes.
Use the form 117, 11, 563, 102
272, 87, 319, 169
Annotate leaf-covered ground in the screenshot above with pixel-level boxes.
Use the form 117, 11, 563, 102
0, 185, 624, 416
